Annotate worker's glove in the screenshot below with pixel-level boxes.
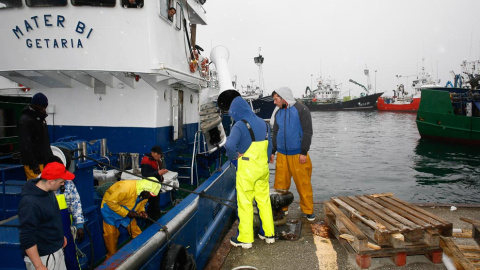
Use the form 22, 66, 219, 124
76, 228, 85, 242
32, 166, 41, 175
127, 211, 138, 219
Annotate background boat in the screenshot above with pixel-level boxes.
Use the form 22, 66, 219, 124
378, 59, 441, 112
300, 68, 383, 111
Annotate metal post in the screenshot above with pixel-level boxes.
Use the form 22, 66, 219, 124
375, 70, 377, 94
311, 74, 313, 90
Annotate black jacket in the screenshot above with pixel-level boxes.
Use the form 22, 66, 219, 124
18, 179, 64, 256
18, 106, 53, 168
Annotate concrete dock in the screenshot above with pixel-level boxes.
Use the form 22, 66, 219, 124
211, 201, 480, 270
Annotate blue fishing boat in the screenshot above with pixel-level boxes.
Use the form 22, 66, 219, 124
0, 1, 238, 269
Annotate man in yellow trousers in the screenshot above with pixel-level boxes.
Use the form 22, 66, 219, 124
225, 96, 275, 249
101, 178, 161, 259
270, 87, 315, 221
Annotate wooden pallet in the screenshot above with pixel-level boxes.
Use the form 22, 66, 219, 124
441, 218, 480, 270
324, 193, 453, 268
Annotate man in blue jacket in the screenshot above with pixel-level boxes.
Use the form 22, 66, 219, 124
269, 87, 315, 221
19, 161, 75, 270
225, 96, 275, 249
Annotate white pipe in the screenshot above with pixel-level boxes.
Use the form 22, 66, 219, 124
210, 45, 234, 92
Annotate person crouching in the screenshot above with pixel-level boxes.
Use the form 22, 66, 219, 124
100, 177, 161, 259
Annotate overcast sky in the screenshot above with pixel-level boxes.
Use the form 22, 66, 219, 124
196, 0, 480, 98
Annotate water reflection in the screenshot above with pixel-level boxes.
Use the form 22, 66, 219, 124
413, 139, 480, 203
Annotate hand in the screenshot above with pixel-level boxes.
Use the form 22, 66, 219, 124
35, 265, 48, 270
32, 166, 41, 175
299, 154, 307, 164
63, 236, 67, 248
127, 211, 138, 219
269, 154, 275, 164
76, 228, 84, 242
138, 211, 148, 219
237, 153, 244, 159
158, 169, 168, 176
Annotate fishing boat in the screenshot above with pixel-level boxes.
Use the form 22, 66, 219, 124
301, 68, 383, 111
416, 64, 480, 144
0, 1, 238, 269
378, 60, 441, 112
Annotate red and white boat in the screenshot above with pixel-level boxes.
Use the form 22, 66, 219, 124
377, 61, 440, 112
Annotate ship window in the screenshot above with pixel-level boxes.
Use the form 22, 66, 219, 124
72, 0, 115, 7
0, 0, 22, 8
26, 0, 67, 7
160, 0, 175, 22
121, 0, 143, 8
175, 2, 181, 29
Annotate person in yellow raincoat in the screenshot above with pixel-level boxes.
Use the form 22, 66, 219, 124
225, 96, 275, 249
101, 178, 161, 259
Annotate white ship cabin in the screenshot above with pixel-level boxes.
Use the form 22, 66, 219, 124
0, 0, 212, 155
313, 80, 340, 103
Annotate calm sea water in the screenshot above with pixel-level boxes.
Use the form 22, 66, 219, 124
271, 111, 480, 204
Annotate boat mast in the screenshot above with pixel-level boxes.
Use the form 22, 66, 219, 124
254, 47, 265, 96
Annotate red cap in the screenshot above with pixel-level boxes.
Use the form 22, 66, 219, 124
42, 162, 75, 181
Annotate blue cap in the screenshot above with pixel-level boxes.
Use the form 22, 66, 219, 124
31, 93, 48, 107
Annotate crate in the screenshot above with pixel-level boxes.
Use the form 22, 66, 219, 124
324, 193, 453, 268
441, 219, 480, 270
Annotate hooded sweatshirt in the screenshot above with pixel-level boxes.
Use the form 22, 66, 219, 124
225, 96, 272, 160
18, 179, 64, 256
272, 87, 313, 155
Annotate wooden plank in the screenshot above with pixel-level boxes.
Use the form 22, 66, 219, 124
424, 229, 440, 247
461, 218, 480, 225
324, 201, 368, 252
340, 196, 399, 232
458, 245, 480, 252
474, 224, 480, 246
455, 230, 474, 238
389, 196, 452, 226
349, 196, 410, 231
358, 195, 421, 231
373, 196, 435, 228
441, 236, 477, 270
341, 234, 381, 250
370, 192, 394, 198
331, 198, 379, 230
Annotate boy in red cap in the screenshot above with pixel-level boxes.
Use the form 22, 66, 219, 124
18, 162, 75, 270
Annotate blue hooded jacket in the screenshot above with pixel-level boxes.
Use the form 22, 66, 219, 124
225, 96, 272, 160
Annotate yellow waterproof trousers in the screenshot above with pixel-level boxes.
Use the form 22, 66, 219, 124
24, 164, 44, 180
236, 139, 275, 243
103, 219, 142, 259
274, 153, 313, 215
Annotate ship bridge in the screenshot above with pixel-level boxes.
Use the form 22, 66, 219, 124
0, 0, 208, 91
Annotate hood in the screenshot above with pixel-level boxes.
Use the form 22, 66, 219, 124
228, 96, 255, 122
274, 87, 296, 107
21, 179, 49, 197
136, 178, 162, 196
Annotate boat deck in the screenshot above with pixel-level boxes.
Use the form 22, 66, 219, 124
214, 201, 480, 270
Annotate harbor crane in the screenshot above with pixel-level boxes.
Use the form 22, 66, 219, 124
348, 79, 369, 95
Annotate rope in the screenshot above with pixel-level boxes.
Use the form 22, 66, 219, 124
81, 155, 237, 210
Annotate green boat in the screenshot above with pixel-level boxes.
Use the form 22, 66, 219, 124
416, 87, 480, 144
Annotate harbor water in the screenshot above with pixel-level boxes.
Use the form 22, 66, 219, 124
272, 111, 480, 204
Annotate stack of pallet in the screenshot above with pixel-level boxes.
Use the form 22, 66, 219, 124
324, 193, 453, 268
441, 218, 480, 270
